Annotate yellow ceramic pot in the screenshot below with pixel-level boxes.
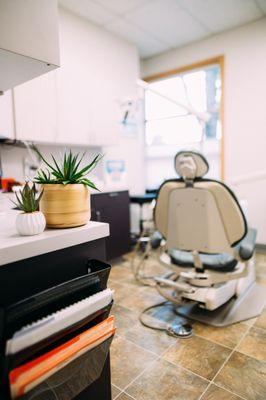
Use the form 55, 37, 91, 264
40, 184, 90, 228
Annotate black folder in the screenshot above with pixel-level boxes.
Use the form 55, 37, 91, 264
8, 301, 113, 369
5, 259, 111, 338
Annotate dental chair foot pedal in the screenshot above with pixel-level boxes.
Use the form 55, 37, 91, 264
167, 322, 193, 338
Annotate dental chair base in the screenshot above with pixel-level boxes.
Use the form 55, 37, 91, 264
177, 282, 265, 327
155, 257, 265, 327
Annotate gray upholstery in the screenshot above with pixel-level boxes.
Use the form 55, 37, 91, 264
235, 228, 257, 261
168, 228, 257, 271
150, 231, 163, 249
169, 249, 238, 272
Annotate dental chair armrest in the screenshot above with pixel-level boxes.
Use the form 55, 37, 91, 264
234, 228, 257, 261
150, 231, 163, 249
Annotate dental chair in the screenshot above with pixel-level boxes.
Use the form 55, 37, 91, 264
153, 151, 265, 326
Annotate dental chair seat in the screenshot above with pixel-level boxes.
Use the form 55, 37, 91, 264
168, 228, 256, 272
168, 249, 237, 272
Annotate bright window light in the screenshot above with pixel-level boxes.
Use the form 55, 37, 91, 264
144, 63, 222, 188
145, 65, 221, 146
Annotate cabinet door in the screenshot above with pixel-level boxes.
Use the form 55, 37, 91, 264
56, 74, 119, 146
91, 191, 130, 260
0, 90, 15, 139
13, 71, 57, 143
55, 66, 92, 146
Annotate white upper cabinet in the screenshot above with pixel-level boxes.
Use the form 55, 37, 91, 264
8, 8, 132, 147
13, 72, 58, 143
0, 0, 59, 92
55, 57, 93, 146
0, 90, 15, 139
55, 9, 120, 147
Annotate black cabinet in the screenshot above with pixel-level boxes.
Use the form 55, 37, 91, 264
91, 191, 130, 260
0, 238, 112, 400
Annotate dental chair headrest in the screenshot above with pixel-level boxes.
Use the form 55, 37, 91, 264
175, 151, 209, 180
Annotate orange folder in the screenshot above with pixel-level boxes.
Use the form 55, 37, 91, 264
10, 316, 115, 398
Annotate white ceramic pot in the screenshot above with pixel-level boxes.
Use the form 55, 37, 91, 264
16, 211, 46, 236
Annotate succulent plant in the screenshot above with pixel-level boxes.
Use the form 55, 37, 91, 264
33, 146, 102, 191
12, 182, 43, 213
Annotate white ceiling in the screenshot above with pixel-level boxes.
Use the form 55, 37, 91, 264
59, 0, 266, 58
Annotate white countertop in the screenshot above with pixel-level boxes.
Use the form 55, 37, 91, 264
0, 197, 109, 266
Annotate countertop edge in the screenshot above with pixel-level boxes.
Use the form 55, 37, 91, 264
0, 222, 110, 267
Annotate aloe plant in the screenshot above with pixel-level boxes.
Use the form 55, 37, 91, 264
12, 182, 43, 213
33, 146, 102, 191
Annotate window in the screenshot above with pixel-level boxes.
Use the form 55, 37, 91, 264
144, 60, 223, 189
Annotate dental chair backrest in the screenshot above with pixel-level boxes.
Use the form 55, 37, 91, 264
155, 151, 247, 255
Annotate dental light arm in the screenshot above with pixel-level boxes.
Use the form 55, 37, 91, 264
137, 79, 210, 124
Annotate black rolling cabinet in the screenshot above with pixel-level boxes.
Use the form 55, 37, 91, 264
91, 191, 131, 260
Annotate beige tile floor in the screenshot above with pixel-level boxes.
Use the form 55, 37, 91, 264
109, 252, 266, 400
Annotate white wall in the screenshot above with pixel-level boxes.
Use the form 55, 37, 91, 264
0, 144, 101, 183
0, 7, 145, 194
141, 18, 266, 243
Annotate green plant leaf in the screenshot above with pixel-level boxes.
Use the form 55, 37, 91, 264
80, 178, 100, 191
72, 154, 103, 180
12, 182, 43, 213
51, 155, 62, 175
71, 152, 85, 177
33, 149, 103, 189
32, 144, 61, 176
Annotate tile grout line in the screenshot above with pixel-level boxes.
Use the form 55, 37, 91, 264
113, 299, 253, 399
207, 382, 247, 400
234, 348, 265, 361
190, 332, 236, 351
117, 335, 181, 397
119, 330, 215, 383
240, 324, 265, 333
233, 318, 260, 352
114, 390, 136, 400
119, 323, 238, 375
114, 391, 136, 400
162, 355, 210, 384
158, 339, 212, 381
114, 288, 251, 352
114, 333, 165, 358
117, 335, 212, 399
197, 320, 255, 400
120, 354, 162, 397
111, 262, 265, 399
112, 382, 124, 400
196, 347, 236, 400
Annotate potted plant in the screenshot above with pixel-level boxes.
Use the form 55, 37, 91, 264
12, 182, 46, 236
33, 148, 102, 228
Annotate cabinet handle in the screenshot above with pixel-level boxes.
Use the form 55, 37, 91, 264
95, 210, 101, 221
109, 193, 118, 197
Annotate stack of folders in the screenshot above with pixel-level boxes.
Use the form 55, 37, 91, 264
5, 285, 115, 399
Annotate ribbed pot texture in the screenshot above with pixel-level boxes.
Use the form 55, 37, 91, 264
16, 211, 46, 236
40, 184, 91, 228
